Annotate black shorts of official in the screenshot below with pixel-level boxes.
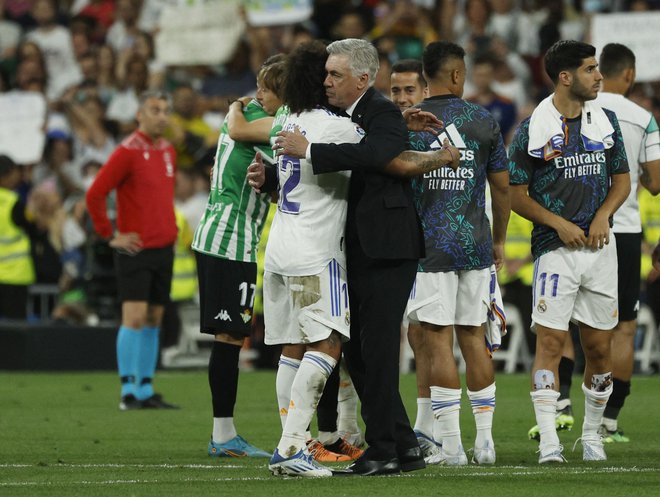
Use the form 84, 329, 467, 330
615, 232, 642, 321
115, 246, 174, 305
195, 252, 257, 338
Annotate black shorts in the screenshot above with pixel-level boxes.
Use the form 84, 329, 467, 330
195, 252, 257, 338
115, 246, 174, 305
615, 232, 642, 321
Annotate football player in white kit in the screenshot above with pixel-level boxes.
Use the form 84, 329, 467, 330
248, 41, 364, 477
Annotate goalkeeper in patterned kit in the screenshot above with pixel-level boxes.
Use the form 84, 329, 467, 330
404, 41, 510, 466
192, 60, 286, 458
508, 40, 630, 464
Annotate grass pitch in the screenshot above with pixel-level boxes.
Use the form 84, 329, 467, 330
1, 370, 659, 497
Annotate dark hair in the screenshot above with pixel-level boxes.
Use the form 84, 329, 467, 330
544, 40, 596, 83
0, 155, 17, 178
283, 40, 329, 114
422, 41, 465, 80
599, 43, 636, 78
138, 90, 170, 108
391, 59, 427, 87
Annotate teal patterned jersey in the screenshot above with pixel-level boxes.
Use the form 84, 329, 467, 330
409, 95, 508, 271
508, 109, 629, 260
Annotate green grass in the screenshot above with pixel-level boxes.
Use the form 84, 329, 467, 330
1, 371, 659, 496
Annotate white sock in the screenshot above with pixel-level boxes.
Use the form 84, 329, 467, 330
581, 382, 613, 438
277, 351, 337, 457
212, 417, 237, 444
276, 355, 300, 429
431, 386, 462, 455
337, 359, 359, 434
317, 431, 338, 445
414, 398, 434, 438
602, 416, 617, 432
531, 389, 560, 449
467, 383, 496, 449
557, 398, 572, 412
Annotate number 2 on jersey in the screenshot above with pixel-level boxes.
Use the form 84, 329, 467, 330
278, 156, 301, 214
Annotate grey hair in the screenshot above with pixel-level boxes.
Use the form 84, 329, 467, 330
138, 90, 171, 109
326, 38, 379, 86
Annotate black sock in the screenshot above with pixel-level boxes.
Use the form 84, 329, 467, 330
316, 362, 340, 433
558, 356, 575, 401
208, 341, 241, 418
603, 378, 631, 420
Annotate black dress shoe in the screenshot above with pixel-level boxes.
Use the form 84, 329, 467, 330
333, 455, 401, 476
398, 446, 426, 472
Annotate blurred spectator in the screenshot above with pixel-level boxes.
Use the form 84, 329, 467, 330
369, 0, 437, 59
488, 0, 520, 51
489, 35, 532, 110
0, 154, 35, 319
70, 0, 115, 42
26, 184, 64, 289
31, 129, 82, 196
165, 85, 218, 170
200, 40, 257, 109
453, 0, 493, 57
12, 39, 46, 91
105, 0, 139, 54
466, 53, 517, 141
174, 167, 207, 233
95, 43, 118, 103
106, 54, 148, 136
133, 31, 164, 89
61, 87, 117, 173
373, 50, 393, 95
0, 0, 21, 62
26, 0, 82, 100
331, 7, 369, 40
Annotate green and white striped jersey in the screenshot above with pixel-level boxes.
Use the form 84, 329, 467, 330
192, 100, 274, 262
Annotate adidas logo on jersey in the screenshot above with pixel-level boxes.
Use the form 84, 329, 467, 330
429, 124, 474, 161
214, 310, 232, 321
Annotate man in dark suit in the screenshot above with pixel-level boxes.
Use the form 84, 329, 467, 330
275, 38, 458, 476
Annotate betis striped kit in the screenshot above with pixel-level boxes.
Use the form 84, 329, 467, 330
192, 100, 274, 262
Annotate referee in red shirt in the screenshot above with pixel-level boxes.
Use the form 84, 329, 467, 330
86, 91, 178, 410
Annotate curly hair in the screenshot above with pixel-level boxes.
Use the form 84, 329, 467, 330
283, 40, 329, 114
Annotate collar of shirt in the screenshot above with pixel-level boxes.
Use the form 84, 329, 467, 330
345, 90, 368, 118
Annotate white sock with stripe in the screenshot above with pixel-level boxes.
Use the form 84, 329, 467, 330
531, 389, 560, 449
467, 383, 496, 449
431, 386, 462, 455
277, 351, 337, 457
276, 355, 300, 429
581, 382, 613, 438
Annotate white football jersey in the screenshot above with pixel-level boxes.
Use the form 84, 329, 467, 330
265, 107, 364, 276
596, 92, 660, 233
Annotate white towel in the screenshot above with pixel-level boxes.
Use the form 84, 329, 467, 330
484, 265, 506, 355
527, 93, 615, 160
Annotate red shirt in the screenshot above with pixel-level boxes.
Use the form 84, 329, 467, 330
86, 130, 177, 249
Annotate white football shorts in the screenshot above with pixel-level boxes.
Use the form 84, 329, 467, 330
531, 239, 618, 332
406, 268, 491, 326
263, 259, 350, 345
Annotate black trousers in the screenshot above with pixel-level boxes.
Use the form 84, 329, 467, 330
344, 245, 418, 459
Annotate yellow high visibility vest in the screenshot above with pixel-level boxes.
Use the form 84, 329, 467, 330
499, 211, 534, 286
0, 188, 35, 285
640, 189, 660, 279
170, 209, 197, 302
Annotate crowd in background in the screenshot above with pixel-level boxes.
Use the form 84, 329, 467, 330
0, 0, 658, 352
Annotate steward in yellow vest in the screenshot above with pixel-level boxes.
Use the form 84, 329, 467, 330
0, 156, 35, 319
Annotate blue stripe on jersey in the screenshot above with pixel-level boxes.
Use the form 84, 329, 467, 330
410, 277, 417, 300
329, 259, 340, 317
304, 353, 334, 376
532, 259, 540, 308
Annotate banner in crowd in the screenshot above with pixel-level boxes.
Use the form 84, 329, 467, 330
592, 12, 660, 82
155, 1, 245, 66
244, 0, 312, 27
0, 91, 46, 165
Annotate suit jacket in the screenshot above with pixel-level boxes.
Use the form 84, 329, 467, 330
311, 88, 424, 260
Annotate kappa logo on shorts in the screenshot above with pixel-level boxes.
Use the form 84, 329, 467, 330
537, 299, 547, 313
240, 309, 252, 324
214, 310, 232, 322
